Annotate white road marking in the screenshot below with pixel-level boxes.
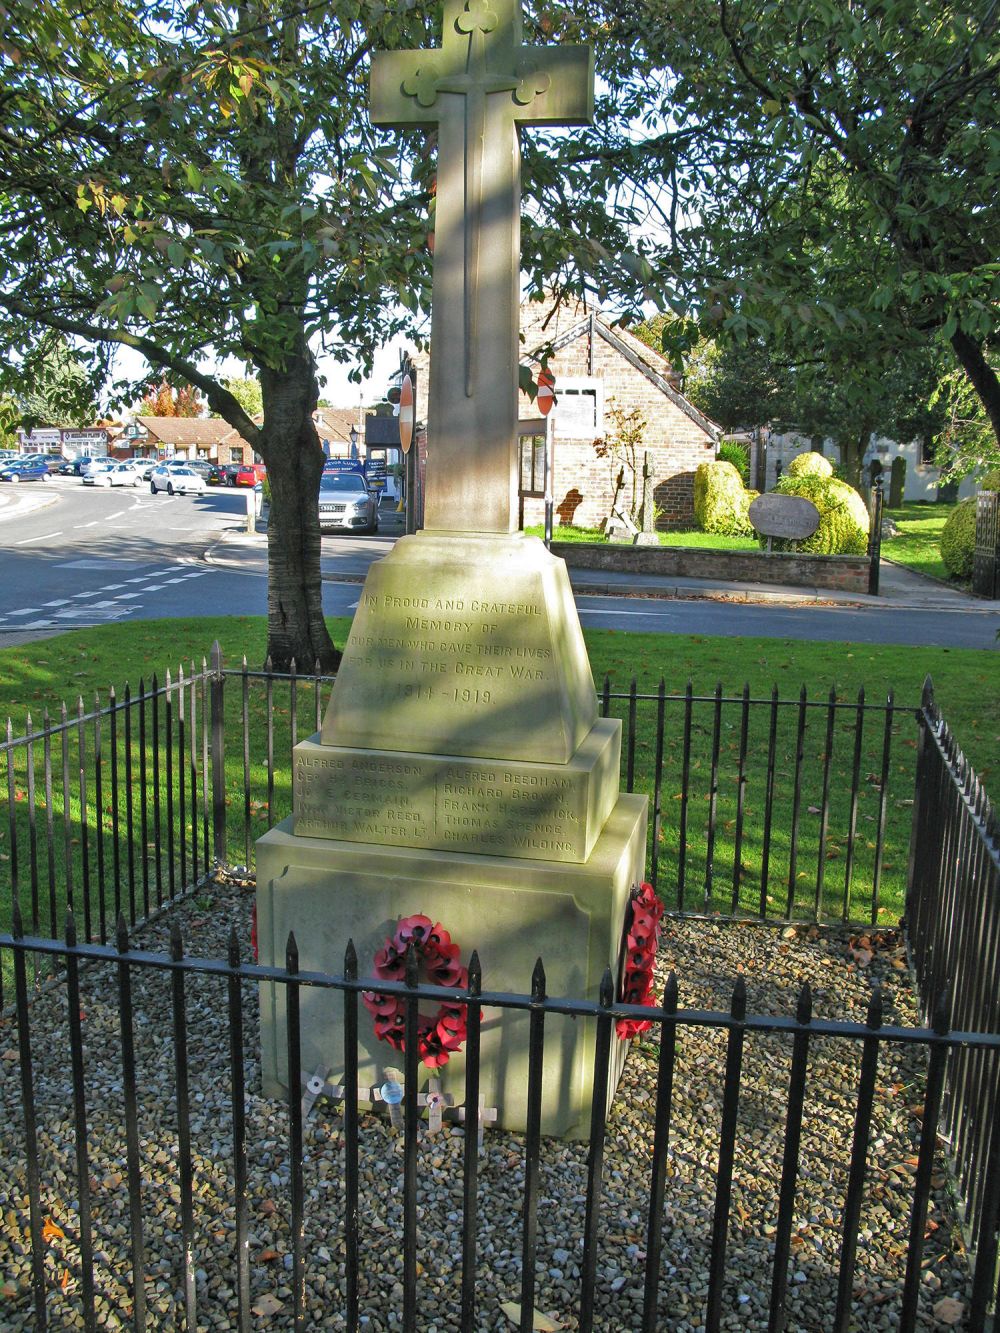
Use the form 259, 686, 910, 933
15, 531, 62, 544
72, 590, 101, 599
75, 521, 101, 528
139, 584, 166, 591
102, 583, 126, 590
115, 592, 143, 600
7, 608, 40, 617
107, 511, 126, 521
41, 599, 72, 607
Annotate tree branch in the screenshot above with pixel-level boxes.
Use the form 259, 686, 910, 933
0, 295, 262, 445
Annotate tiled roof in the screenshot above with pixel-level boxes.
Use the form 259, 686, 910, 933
137, 417, 238, 447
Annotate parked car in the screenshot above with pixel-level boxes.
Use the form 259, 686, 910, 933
132, 457, 160, 481
24, 452, 64, 474
150, 464, 207, 496
86, 460, 146, 488
185, 459, 225, 485
0, 456, 54, 483
58, 458, 86, 476
79, 456, 113, 478
230, 464, 260, 487
80, 459, 118, 484
318, 470, 378, 534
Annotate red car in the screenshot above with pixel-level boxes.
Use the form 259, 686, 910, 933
232, 465, 258, 487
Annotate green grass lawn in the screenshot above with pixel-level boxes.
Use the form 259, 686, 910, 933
881, 502, 956, 582
0, 618, 995, 965
524, 523, 757, 550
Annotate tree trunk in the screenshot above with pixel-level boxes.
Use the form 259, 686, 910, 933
951, 328, 1000, 449
256, 345, 341, 673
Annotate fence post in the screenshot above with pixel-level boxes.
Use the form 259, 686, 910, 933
904, 676, 934, 932
210, 641, 226, 864
868, 475, 884, 596
972, 488, 1000, 598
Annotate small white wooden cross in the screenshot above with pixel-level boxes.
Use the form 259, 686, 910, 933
371, 1066, 406, 1131
417, 1079, 456, 1134
456, 1094, 499, 1150
301, 1065, 341, 1120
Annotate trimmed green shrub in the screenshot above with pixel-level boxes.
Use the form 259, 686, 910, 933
694, 460, 755, 536
939, 498, 977, 579
768, 473, 869, 555
718, 440, 750, 485
786, 450, 834, 479
979, 467, 1000, 491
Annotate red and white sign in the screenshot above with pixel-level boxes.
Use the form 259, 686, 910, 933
398, 373, 414, 453
536, 369, 555, 416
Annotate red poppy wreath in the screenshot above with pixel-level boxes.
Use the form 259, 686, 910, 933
362, 914, 471, 1068
617, 882, 665, 1040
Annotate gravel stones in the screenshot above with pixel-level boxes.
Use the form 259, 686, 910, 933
0, 876, 973, 1330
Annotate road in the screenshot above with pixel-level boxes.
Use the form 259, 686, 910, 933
0, 478, 997, 649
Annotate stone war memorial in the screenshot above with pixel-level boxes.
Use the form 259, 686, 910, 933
256, 0, 648, 1136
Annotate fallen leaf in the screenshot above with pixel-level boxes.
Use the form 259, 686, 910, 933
258, 1249, 281, 1262
1, 1280, 18, 1299
42, 1217, 64, 1244
60, 1269, 72, 1293
500, 1302, 562, 1331
251, 1293, 284, 1317
933, 1296, 964, 1324
258, 1199, 278, 1216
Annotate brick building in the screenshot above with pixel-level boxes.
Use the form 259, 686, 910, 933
414, 300, 720, 531
517, 304, 720, 530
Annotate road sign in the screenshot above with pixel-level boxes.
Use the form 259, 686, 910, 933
398, 373, 414, 453
536, 369, 555, 416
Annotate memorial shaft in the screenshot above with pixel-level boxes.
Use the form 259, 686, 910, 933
370, 0, 593, 533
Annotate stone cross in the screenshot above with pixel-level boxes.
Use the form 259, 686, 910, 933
371, 1, 593, 533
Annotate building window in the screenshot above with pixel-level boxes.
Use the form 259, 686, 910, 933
230, 447, 243, 463
519, 433, 546, 495
553, 377, 603, 437
920, 438, 936, 466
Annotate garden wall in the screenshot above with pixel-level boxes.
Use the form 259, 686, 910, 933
551, 541, 870, 593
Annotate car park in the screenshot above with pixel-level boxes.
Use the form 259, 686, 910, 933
318, 470, 378, 534
0, 456, 54, 483
149, 464, 207, 495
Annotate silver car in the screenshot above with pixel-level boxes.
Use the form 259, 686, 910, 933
318, 471, 379, 534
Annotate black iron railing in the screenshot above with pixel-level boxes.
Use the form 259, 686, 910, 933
2, 645, 909, 985
907, 678, 1000, 1320
2, 919, 999, 1332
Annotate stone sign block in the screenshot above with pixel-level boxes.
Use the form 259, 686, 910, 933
749, 493, 820, 541
293, 717, 621, 863
257, 792, 647, 1137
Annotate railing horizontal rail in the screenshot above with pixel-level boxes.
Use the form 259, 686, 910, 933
3, 928, 999, 1053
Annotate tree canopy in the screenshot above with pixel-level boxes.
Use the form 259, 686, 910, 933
581, 0, 1000, 468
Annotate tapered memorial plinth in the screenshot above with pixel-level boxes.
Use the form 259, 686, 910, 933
256, 533, 648, 1137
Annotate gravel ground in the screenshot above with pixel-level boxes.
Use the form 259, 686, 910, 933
0, 871, 974, 1331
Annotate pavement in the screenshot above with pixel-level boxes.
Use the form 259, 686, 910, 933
2, 483, 997, 618
202, 503, 1000, 616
